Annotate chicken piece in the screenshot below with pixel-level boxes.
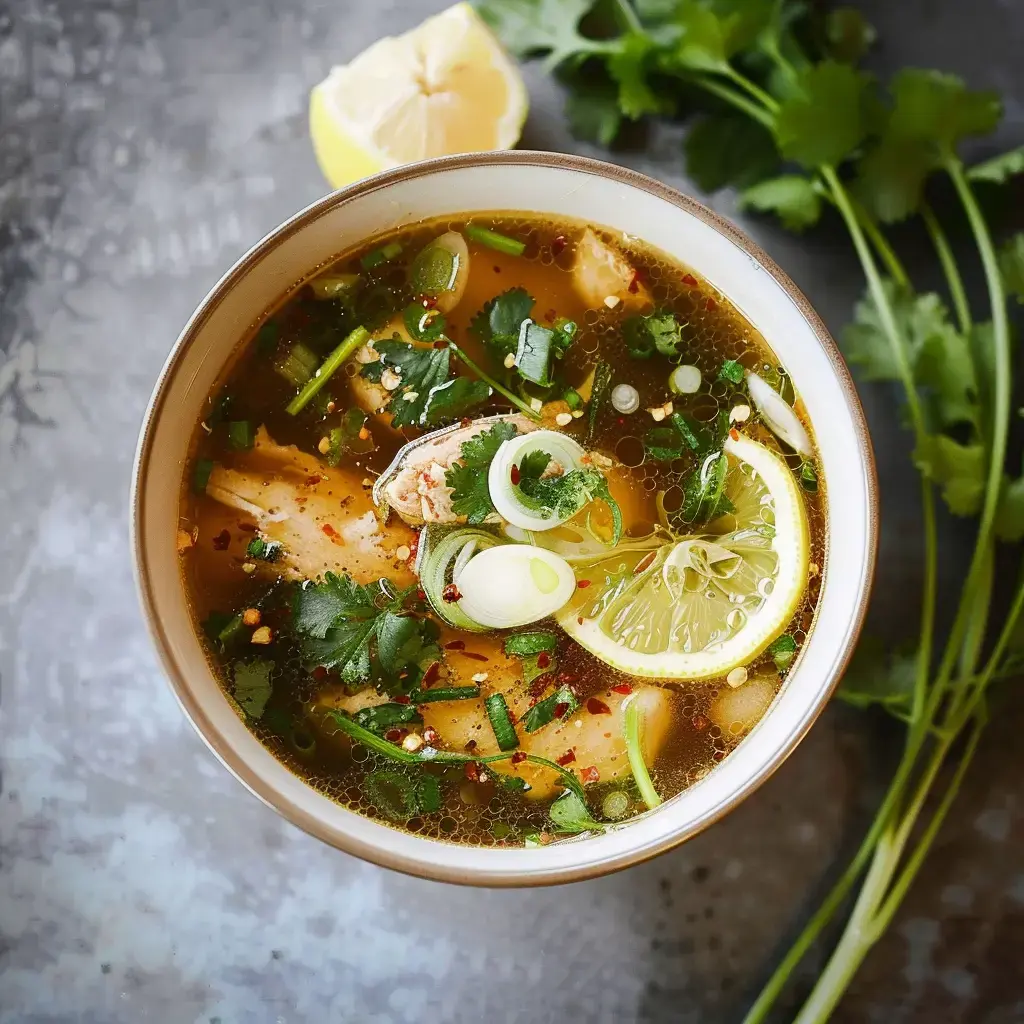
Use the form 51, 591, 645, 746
709, 671, 778, 737
313, 624, 672, 802
204, 426, 415, 584
572, 228, 652, 312
379, 414, 538, 525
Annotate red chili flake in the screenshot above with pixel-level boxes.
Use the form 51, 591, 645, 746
554, 702, 570, 719
692, 714, 709, 731
713, 749, 726, 762
464, 739, 478, 751
423, 726, 439, 745
537, 651, 551, 669
445, 640, 466, 651
510, 464, 520, 486
511, 751, 527, 765
557, 749, 576, 766
306, 475, 321, 487
682, 273, 698, 287
611, 683, 633, 695
421, 662, 440, 688
322, 523, 338, 539
581, 766, 600, 784
393, 695, 412, 705
628, 270, 643, 294
529, 673, 554, 699
544, 308, 557, 322
457, 651, 489, 662
587, 698, 612, 716
237, 522, 257, 533
421, 294, 438, 310
551, 235, 567, 256
442, 583, 462, 603
557, 672, 578, 684
576, 579, 591, 590
729, 427, 740, 441
460, 417, 473, 428
312, 666, 328, 682
384, 728, 406, 742
705, 297, 717, 311
212, 529, 231, 551
464, 762, 480, 782
493, 265, 502, 273
416, 587, 427, 602
634, 551, 657, 575
617, 417, 625, 426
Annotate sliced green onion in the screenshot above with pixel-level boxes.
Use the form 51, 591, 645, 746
361, 241, 403, 271
286, 326, 370, 416
521, 685, 578, 733
275, 342, 319, 388
192, 458, 214, 494
245, 537, 282, 563
466, 223, 527, 256
418, 528, 504, 631
407, 685, 481, 704
485, 693, 519, 751
623, 695, 662, 810
354, 702, 424, 734
562, 387, 584, 411
309, 273, 359, 301
587, 360, 612, 441
227, 420, 254, 450
504, 631, 559, 657
669, 364, 702, 395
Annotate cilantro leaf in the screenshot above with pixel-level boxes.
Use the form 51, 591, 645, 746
376, 610, 438, 679
293, 573, 377, 639
517, 467, 623, 545
446, 421, 521, 524
519, 447, 552, 481
549, 790, 605, 834
738, 175, 822, 231
422, 376, 493, 425
402, 303, 446, 342
718, 359, 745, 383
477, 0, 604, 69
516, 320, 557, 386
835, 638, 916, 718
999, 233, 1024, 304
565, 80, 624, 145
914, 434, 985, 516
824, 7, 876, 64
660, 0, 772, 74
684, 114, 780, 194
233, 659, 274, 720
623, 311, 684, 359
774, 60, 874, 169
968, 145, 1024, 184
680, 450, 735, 525
768, 634, 798, 672
470, 288, 535, 362
608, 32, 668, 119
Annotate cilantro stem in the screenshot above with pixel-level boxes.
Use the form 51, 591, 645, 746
611, 0, 642, 33
921, 201, 972, 334
691, 74, 775, 129
722, 65, 780, 114
447, 342, 542, 421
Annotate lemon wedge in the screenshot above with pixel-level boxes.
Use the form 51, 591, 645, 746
309, 2, 528, 190
556, 435, 811, 680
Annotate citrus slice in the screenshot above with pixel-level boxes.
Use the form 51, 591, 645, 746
309, 2, 528, 189
556, 435, 811, 680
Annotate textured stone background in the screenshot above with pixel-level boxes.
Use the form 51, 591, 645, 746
1, 1, 1023, 1022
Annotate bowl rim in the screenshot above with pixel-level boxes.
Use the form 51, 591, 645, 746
132, 149, 878, 886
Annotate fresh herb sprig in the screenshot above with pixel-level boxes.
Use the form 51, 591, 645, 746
480, 1, 1024, 1019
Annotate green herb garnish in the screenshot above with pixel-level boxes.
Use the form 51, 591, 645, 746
718, 359, 745, 384
466, 223, 527, 256
232, 659, 273, 720
521, 685, 578, 733
504, 631, 559, 657
245, 537, 282, 563
485, 693, 519, 751
192, 458, 214, 494
445, 421, 520, 523
360, 241, 402, 271
768, 634, 798, 673
623, 312, 684, 360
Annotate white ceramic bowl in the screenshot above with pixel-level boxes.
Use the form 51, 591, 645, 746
132, 152, 877, 886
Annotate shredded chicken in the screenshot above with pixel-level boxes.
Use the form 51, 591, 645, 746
202, 426, 415, 585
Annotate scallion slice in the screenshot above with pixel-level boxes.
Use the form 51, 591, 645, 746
353, 702, 424, 734
465, 223, 527, 256
227, 420, 254, 450
484, 693, 519, 751
274, 343, 319, 388
418, 527, 504, 631
286, 326, 370, 416
192, 458, 214, 494
309, 273, 359, 301
407, 685, 481, 704
360, 241, 403, 271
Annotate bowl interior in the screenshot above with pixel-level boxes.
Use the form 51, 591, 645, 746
133, 153, 875, 885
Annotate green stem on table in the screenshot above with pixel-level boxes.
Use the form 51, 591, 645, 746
722, 65, 780, 113
921, 201, 972, 335
447, 342, 542, 422
930, 157, 1013, 692
691, 74, 775, 128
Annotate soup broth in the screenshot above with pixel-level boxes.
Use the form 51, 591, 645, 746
181, 213, 825, 847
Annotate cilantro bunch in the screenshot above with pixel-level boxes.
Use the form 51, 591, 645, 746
478, 0, 1024, 1020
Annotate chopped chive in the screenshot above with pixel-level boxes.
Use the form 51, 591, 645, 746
360, 241, 403, 271
274, 343, 319, 388
465, 223, 527, 256
192, 457, 214, 494
353, 702, 424, 734
227, 420, 254, 450
587, 360, 612, 441
245, 537, 282, 563
504, 631, 558, 657
484, 693, 519, 751
407, 685, 481, 703
521, 685, 578, 733
203, 611, 245, 651
286, 326, 370, 416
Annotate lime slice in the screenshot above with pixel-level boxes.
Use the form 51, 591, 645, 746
309, 3, 528, 190
556, 435, 811, 680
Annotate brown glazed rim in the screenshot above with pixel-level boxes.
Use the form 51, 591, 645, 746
132, 150, 879, 887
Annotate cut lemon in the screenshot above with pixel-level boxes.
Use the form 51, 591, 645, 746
309, 2, 528, 190
556, 435, 810, 680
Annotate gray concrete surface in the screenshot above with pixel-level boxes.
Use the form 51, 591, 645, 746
1, 1, 1023, 1022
